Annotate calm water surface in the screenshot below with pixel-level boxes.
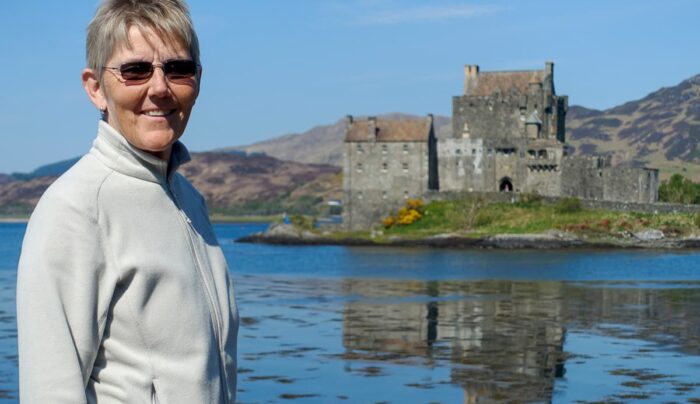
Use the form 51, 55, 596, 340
1, 222, 700, 403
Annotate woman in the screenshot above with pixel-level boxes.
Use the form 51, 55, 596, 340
16, 0, 239, 402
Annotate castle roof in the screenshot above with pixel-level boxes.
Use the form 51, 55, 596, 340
469, 70, 545, 96
345, 117, 432, 143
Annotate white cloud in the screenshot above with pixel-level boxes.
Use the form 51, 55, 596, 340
356, 4, 509, 25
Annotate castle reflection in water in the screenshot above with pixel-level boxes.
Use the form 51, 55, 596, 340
339, 279, 700, 403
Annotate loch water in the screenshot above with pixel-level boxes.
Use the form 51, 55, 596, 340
1, 222, 700, 403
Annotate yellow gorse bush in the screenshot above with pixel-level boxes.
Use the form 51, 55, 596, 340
383, 199, 424, 228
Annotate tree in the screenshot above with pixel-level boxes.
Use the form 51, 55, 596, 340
658, 174, 700, 204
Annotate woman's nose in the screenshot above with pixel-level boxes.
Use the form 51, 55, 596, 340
147, 66, 170, 96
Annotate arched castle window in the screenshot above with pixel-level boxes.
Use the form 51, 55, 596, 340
381, 144, 388, 154
356, 163, 363, 173
381, 162, 388, 172
356, 144, 364, 153
402, 163, 409, 172
402, 144, 409, 154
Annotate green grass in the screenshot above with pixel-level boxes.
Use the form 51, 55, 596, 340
379, 197, 700, 240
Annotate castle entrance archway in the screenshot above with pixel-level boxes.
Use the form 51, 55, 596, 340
499, 177, 513, 192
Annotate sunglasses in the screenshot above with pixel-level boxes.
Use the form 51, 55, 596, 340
103, 59, 199, 83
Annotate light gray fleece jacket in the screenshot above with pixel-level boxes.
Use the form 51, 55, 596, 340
17, 121, 239, 403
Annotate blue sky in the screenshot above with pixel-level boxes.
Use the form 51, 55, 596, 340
1, 0, 699, 173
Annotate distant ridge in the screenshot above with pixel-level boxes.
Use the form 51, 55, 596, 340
220, 113, 452, 167
0, 152, 340, 216
566, 74, 700, 178
10, 157, 80, 181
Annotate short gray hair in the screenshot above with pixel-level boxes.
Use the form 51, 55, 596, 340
86, 0, 200, 81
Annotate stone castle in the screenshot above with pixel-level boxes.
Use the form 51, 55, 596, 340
343, 62, 659, 229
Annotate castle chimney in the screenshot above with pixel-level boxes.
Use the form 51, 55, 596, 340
368, 116, 377, 142
544, 61, 554, 94
346, 114, 354, 126
464, 64, 480, 95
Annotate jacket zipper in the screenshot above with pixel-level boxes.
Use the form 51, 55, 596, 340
166, 182, 229, 403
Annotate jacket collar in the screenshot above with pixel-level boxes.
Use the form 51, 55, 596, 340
89, 120, 191, 184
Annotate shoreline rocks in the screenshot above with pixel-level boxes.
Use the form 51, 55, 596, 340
237, 224, 700, 250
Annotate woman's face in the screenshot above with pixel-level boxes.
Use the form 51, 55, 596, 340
91, 26, 199, 160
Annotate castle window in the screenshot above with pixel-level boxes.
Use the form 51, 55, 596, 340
381, 162, 388, 172
403, 144, 409, 154
356, 163, 363, 173
402, 162, 409, 172
356, 144, 364, 153
403, 191, 409, 199
538, 150, 547, 159
488, 148, 493, 155
382, 191, 388, 199
455, 149, 461, 155
381, 144, 388, 154
472, 149, 476, 155
528, 150, 536, 159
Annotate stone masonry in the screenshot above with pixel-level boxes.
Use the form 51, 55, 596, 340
343, 62, 659, 230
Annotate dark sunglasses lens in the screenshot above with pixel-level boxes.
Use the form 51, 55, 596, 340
119, 62, 153, 80
163, 60, 197, 79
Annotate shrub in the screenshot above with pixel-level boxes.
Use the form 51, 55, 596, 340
382, 216, 396, 229
554, 197, 583, 214
290, 214, 316, 230
406, 198, 424, 211
658, 174, 700, 204
382, 199, 425, 228
694, 212, 700, 228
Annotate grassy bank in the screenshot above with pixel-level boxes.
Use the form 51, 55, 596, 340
367, 196, 700, 240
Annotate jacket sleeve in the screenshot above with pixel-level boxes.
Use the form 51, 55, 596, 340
16, 193, 118, 403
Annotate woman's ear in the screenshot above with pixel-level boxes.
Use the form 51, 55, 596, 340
82, 68, 107, 111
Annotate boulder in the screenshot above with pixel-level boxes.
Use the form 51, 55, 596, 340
633, 229, 665, 241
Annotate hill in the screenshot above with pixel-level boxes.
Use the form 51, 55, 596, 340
222, 112, 452, 167
181, 152, 341, 215
0, 153, 340, 217
566, 74, 700, 179
10, 157, 80, 181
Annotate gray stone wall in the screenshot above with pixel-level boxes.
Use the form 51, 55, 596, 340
343, 141, 431, 229
559, 157, 659, 203
437, 138, 486, 192
603, 168, 659, 204
561, 157, 604, 199
452, 90, 565, 143
425, 191, 700, 215
452, 96, 524, 141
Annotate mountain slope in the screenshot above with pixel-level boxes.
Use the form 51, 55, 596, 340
566, 74, 700, 178
223, 113, 452, 167
0, 153, 340, 216
180, 152, 341, 213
